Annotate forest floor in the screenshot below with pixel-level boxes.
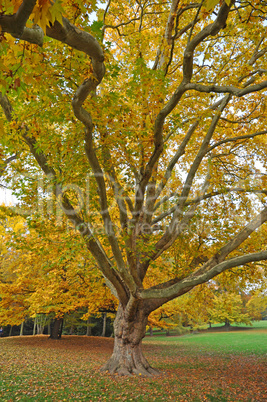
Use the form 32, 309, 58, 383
0, 326, 266, 401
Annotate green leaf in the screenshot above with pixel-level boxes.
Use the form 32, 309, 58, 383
205, 0, 220, 10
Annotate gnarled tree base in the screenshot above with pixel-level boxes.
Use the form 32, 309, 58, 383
101, 342, 160, 376
100, 303, 160, 376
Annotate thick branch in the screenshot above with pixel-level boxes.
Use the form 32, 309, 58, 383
141, 250, 267, 303
183, 1, 232, 82
47, 18, 104, 64
141, 206, 267, 301
0, 0, 44, 45
0, 0, 37, 36
185, 81, 267, 97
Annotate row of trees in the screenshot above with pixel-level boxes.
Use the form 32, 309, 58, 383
0, 0, 267, 376
151, 285, 267, 332
0, 312, 114, 338
0, 206, 118, 338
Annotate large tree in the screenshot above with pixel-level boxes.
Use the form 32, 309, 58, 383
1, 0, 267, 375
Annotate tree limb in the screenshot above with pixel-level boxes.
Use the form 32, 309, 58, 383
185, 80, 267, 97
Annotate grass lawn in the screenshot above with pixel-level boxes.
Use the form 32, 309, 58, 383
146, 329, 267, 355
0, 322, 266, 401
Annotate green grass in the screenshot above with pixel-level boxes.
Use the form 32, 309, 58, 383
145, 329, 267, 355
146, 319, 267, 337
209, 320, 267, 330
144, 321, 267, 355
0, 324, 266, 401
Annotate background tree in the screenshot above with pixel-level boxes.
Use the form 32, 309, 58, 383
0, 207, 117, 337
1, 0, 267, 376
246, 290, 267, 321
207, 291, 250, 328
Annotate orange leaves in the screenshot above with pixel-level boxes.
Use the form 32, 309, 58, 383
1, 334, 267, 400
0, 210, 116, 325
0, 0, 18, 14
0, 1, 64, 34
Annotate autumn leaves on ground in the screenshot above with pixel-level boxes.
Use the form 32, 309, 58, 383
1, 324, 267, 402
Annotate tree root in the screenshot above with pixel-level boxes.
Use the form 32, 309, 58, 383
100, 357, 160, 377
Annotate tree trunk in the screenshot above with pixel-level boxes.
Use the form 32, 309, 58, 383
33, 316, 37, 335
86, 317, 92, 336
20, 322, 24, 336
58, 318, 63, 338
37, 323, 44, 334
224, 319, 231, 330
101, 312, 107, 337
100, 303, 159, 376
50, 318, 63, 339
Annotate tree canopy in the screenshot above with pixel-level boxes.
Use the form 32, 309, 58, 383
0, 0, 267, 376
0, 208, 116, 327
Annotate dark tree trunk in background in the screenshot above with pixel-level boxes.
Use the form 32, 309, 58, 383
50, 318, 64, 339
58, 319, 63, 338
86, 317, 92, 336
224, 319, 231, 330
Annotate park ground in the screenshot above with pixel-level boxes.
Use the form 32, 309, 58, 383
0, 322, 266, 401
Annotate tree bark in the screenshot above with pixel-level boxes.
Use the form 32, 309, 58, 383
100, 303, 159, 376
50, 318, 64, 339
